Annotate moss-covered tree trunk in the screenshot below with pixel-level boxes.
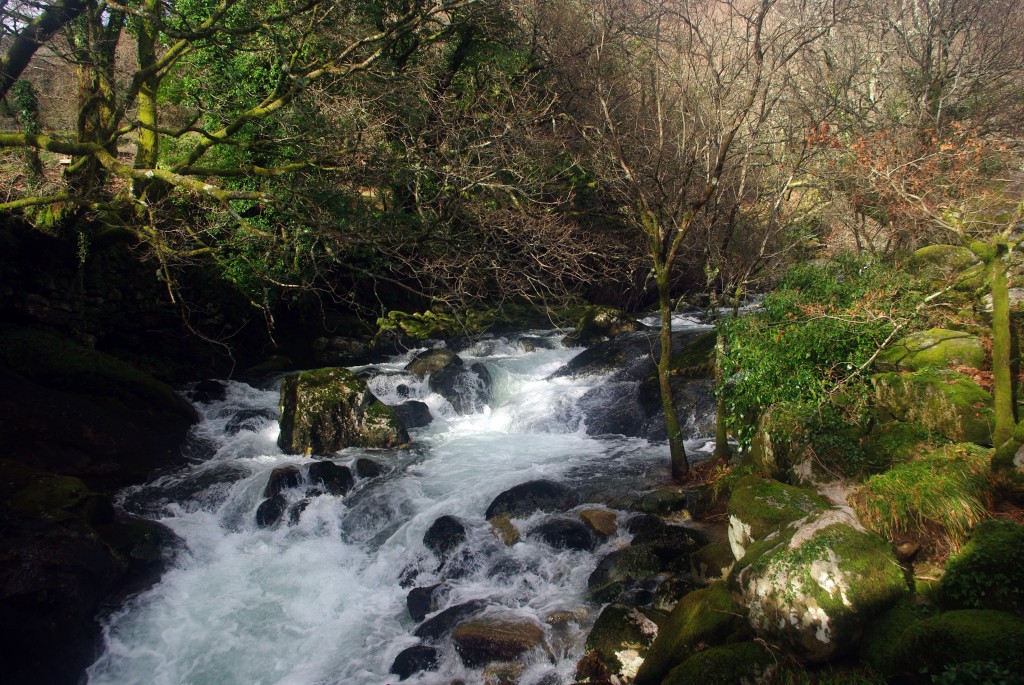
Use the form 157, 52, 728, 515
656, 262, 689, 481
714, 333, 730, 461
991, 244, 1014, 446
133, 0, 160, 199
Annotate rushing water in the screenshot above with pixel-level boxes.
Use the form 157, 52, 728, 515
87, 326, 715, 685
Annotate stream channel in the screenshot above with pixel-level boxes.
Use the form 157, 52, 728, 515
86, 316, 717, 685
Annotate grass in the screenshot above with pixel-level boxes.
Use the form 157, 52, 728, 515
851, 443, 992, 551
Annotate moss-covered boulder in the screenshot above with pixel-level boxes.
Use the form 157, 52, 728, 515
730, 508, 908, 663
633, 582, 748, 685
404, 348, 459, 377
874, 329, 985, 372
939, 519, 1024, 615
858, 600, 929, 680
909, 245, 982, 291
661, 641, 775, 685
690, 540, 735, 585
577, 604, 660, 683
891, 609, 1024, 683
746, 404, 833, 486
450, 614, 545, 667
587, 545, 662, 602
726, 475, 830, 560
561, 306, 646, 347
873, 369, 993, 445
861, 420, 942, 470
277, 367, 409, 455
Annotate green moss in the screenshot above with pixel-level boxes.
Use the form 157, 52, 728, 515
0, 460, 112, 527
862, 421, 944, 470
874, 329, 986, 372
661, 641, 774, 685
562, 306, 643, 346
852, 443, 991, 549
584, 604, 659, 677
892, 609, 1024, 683
633, 582, 748, 685
0, 325, 195, 421
939, 519, 1024, 615
858, 600, 930, 679
727, 475, 829, 542
690, 540, 735, 585
872, 369, 994, 445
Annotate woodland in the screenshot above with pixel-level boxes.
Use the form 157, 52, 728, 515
2, 0, 1024, 684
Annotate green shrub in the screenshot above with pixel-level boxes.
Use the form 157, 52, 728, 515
374, 308, 494, 341
851, 444, 991, 549
720, 255, 926, 451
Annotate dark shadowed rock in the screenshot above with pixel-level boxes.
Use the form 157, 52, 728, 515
393, 400, 433, 428
255, 494, 287, 527
628, 517, 708, 570
588, 546, 662, 602
561, 307, 647, 348
528, 518, 598, 551
306, 461, 354, 496
354, 458, 388, 479
390, 644, 440, 680
225, 408, 276, 435
485, 480, 579, 519
423, 515, 468, 561
407, 584, 442, 622
189, 379, 227, 403
413, 600, 488, 641
405, 349, 460, 377
263, 465, 301, 497
288, 499, 310, 525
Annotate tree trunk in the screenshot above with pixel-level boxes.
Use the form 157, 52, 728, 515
133, 0, 160, 198
656, 268, 689, 481
714, 332, 730, 461
991, 244, 1014, 446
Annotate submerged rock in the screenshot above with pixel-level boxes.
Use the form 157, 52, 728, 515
407, 584, 442, 622
264, 465, 301, 497
392, 400, 433, 428
451, 614, 546, 667
484, 480, 578, 519
430, 361, 492, 415
306, 461, 354, 496
488, 514, 520, 546
390, 644, 440, 680
225, 408, 276, 435
255, 494, 287, 527
354, 458, 388, 479
413, 600, 488, 641
528, 518, 598, 551
423, 515, 468, 562
277, 367, 409, 455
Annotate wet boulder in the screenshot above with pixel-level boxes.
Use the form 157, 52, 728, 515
407, 584, 443, 622
413, 599, 488, 641
730, 507, 908, 663
392, 400, 433, 428
430, 361, 491, 415
255, 494, 287, 527
561, 306, 646, 347
489, 514, 520, 546
577, 604, 660, 683
528, 518, 597, 551
354, 458, 388, 479
225, 408, 276, 435
264, 465, 301, 497
579, 509, 617, 538
189, 379, 227, 403
423, 515, 468, 562
450, 614, 546, 667
390, 644, 440, 680
405, 348, 459, 377
484, 480, 578, 519
277, 367, 409, 455
588, 545, 662, 602
627, 516, 708, 571
306, 461, 354, 496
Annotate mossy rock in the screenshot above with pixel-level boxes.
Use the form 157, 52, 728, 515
0, 460, 113, 528
690, 540, 734, 586
0, 325, 196, 422
873, 369, 993, 445
858, 599, 930, 679
588, 544, 662, 602
580, 603, 660, 682
726, 475, 829, 560
874, 329, 986, 372
892, 609, 1024, 683
661, 641, 775, 685
561, 306, 645, 347
404, 348, 460, 377
730, 509, 908, 663
861, 421, 943, 471
277, 367, 409, 455
939, 519, 1024, 615
745, 403, 829, 486
633, 582, 748, 685
909, 245, 982, 291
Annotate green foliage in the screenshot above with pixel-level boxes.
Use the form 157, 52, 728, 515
720, 255, 926, 451
376, 308, 494, 341
851, 444, 992, 549
939, 519, 1024, 615
932, 661, 1024, 685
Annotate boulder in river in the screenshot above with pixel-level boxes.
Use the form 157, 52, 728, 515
390, 644, 440, 680
430, 361, 491, 415
413, 599, 488, 641
577, 603, 660, 683
528, 518, 598, 551
450, 613, 546, 667
407, 584, 443, 622
561, 306, 647, 347
354, 458, 389, 479
306, 461, 354, 497
255, 494, 287, 527
423, 515, 468, 562
405, 348, 460, 377
588, 545, 662, 603
484, 480, 578, 519
392, 400, 433, 428
264, 465, 301, 497
277, 367, 409, 455
225, 408, 276, 435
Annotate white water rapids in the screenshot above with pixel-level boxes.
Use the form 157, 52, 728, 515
87, 327, 715, 685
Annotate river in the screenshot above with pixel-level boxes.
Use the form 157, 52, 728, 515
87, 321, 715, 685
